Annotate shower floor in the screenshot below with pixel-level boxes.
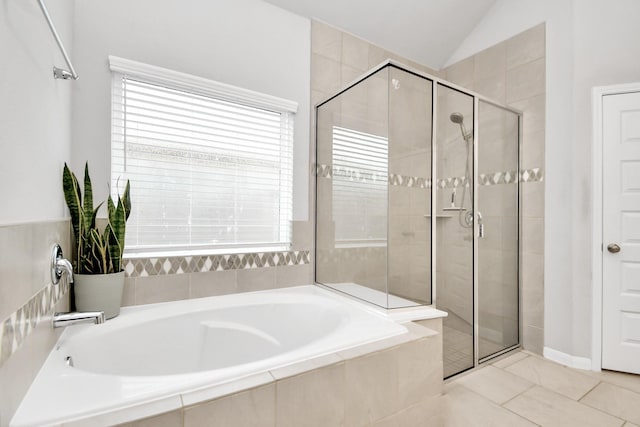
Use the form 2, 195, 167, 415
443, 310, 506, 378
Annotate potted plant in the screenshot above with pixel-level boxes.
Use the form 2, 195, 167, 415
62, 162, 131, 319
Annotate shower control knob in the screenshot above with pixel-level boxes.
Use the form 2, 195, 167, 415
607, 243, 621, 253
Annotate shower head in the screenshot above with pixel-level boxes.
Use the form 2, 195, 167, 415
450, 112, 465, 124
450, 112, 472, 142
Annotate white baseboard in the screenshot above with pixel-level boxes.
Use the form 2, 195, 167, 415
543, 347, 593, 370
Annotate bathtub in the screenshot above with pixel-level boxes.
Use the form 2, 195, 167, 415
11, 285, 444, 426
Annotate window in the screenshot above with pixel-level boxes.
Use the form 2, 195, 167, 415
331, 126, 388, 245
109, 57, 296, 254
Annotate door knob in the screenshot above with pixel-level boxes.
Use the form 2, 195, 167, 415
607, 243, 621, 253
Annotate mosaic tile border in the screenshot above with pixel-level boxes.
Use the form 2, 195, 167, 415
124, 250, 311, 278
0, 280, 69, 368
316, 164, 432, 189
317, 164, 544, 189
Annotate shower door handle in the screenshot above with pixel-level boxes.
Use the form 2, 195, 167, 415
476, 211, 484, 239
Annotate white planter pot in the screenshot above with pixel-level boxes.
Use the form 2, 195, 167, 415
74, 271, 125, 319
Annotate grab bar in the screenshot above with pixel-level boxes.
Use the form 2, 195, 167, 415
36, 0, 78, 80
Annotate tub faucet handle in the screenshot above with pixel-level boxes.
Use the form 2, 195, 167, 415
51, 244, 73, 285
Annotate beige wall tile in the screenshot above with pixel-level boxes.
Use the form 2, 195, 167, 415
276, 363, 345, 427
444, 56, 474, 88
236, 267, 277, 293
0, 223, 34, 321
0, 325, 38, 426
311, 21, 342, 61
311, 54, 341, 94
474, 73, 506, 103
276, 264, 311, 287
397, 338, 443, 408
121, 277, 136, 307
345, 348, 399, 426
505, 355, 598, 400
475, 42, 506, 80
506, 58, 545, 103
522, 217, 544, 255
509, 93, 545, 134
521, 127, 545, 169
135, 274, 189, 305
521, 182, 544, 218
506, 24, 546, 70
184, 384, 275, 427
342, 33, 369, 71
117, 410, 183, 427
581, 382, 640, 425
292, 220, 313, 251
504, 386, 622, 427
189, 270, 237, 298
523, 325, 544, 355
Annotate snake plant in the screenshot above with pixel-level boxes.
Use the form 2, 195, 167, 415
62, 162, 131, 274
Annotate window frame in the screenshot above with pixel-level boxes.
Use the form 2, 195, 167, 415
108, 56, 297, 256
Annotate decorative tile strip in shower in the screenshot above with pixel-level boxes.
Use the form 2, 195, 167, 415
0, 280, 70, 368
123, 250, 311, 278
315, 164, 432, 189
437, 168, 544, 189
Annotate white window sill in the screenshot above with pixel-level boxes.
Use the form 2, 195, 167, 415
124, 245, 292, 259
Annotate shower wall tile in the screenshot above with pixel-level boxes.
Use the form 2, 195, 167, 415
506, 58, 545, 104
311, 54, 342, 95
342, 33, 369, 71
506, 24, 546, 70
311, 21, 342, 62
475, 43, 506, 81
275, 264, 312, 287
135, 274, 190, 305
189, 270, 237, 299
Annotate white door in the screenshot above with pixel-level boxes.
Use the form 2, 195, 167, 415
602, 91, 640, 374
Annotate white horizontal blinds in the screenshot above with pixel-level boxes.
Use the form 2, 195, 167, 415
332, 126, 388, 242
111, 73, 293, 252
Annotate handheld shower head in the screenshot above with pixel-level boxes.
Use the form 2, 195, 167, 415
449, 112, 472, 142
450, 112, 465, 124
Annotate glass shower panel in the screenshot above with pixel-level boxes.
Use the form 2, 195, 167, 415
436, 84, 475, 378
387, 67, 433, 306
316, 67, 390, 306
477, 101, 520, 359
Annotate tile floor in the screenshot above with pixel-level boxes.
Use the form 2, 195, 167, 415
443, 350, 640, 426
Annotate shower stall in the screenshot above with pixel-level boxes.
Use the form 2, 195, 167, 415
315, 61, 521, 378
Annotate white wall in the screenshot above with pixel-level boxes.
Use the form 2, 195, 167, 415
0, 0, 72, 224
71, 0, 311, 220
445, 0, 640, 361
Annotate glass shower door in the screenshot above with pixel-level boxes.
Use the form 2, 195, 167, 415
436, 84, 475, 378
477, 100, 520, 360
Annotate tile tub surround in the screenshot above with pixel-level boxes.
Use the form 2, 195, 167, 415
0, 220, 71, 426
13, 304, 444, 426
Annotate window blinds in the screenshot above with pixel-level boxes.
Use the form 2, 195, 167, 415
111, 74, 294, 253
332, 126, 388, 243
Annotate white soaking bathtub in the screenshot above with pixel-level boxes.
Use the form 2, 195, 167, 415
11, 285, 434, 426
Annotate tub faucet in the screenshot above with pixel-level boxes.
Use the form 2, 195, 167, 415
53, 311, 105, 328
51, 244, 73, 285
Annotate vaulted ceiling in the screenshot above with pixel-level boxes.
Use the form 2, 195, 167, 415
263, 0, 497, 70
